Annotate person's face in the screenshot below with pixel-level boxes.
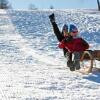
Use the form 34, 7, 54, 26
70, 31, 78, 37
63, 29, 68, 37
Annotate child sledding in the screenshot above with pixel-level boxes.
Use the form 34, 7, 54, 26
49, 13, 100, 73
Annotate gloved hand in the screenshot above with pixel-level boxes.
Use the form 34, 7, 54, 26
49, 13, 55, 23
64, 35, 73, 43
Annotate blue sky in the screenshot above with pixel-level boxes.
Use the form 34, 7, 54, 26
8, 0, 98, 9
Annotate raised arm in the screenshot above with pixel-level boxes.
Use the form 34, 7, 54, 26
49, 13, 64, 42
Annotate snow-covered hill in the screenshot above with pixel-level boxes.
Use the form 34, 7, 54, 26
0, 9, 100, 100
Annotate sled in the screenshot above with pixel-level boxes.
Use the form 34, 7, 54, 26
78, 50, 100, 74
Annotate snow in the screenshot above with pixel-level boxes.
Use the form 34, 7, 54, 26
0, 9, 100, 100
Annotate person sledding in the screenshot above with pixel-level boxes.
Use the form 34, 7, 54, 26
49, 13, 89, 71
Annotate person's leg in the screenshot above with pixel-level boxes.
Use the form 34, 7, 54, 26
63, 48, 69, 57
66, 52, 75, 71
73, 52, 81, 70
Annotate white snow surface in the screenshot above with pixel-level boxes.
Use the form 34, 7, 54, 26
0, 9, 100, 100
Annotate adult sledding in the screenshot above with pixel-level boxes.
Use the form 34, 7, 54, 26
49, 13, 100, 74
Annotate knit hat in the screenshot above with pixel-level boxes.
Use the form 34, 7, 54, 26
62, 24, 68, 32
69, 24, 78, 33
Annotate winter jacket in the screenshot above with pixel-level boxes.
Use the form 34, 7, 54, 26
59, 36, 89, 52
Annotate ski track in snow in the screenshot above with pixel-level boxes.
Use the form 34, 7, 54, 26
0, 9, 100, 100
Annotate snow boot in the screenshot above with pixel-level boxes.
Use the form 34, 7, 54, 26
74, 60, 80, 70
67, 60, 75, 71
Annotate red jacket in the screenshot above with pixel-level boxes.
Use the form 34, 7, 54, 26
59, 37, 89, 52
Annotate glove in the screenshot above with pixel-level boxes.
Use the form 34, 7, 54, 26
64, 35, 73, 43
49, 13, 55, 23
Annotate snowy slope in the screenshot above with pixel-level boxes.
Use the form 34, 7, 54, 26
0, 9, 100, 100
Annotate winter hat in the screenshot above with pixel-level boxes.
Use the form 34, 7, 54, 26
62, 24, 68, 32
69, 24, 78, 33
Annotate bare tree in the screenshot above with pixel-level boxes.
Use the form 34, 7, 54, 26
0, 0, 11, 9
97, 0, 100, 11
28, 4, 37, 10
